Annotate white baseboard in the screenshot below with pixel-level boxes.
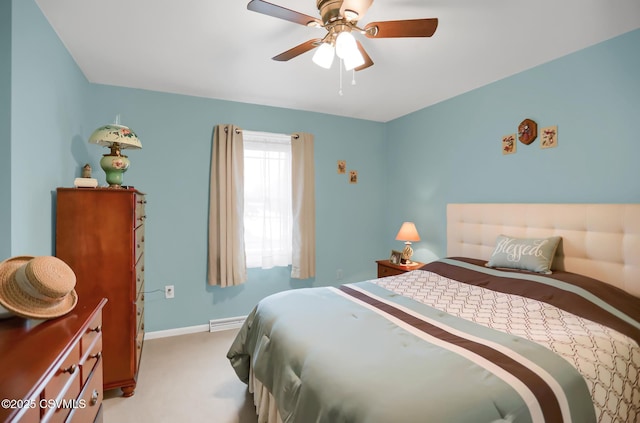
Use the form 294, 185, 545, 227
144, 316, 247, 340
144, 324, 209, 340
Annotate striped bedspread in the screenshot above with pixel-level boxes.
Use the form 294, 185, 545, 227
227, 258, 640, 423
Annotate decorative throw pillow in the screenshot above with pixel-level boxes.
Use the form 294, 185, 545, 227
485, 235, 561, 274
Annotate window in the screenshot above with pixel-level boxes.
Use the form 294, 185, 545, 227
243, 131, 292, 269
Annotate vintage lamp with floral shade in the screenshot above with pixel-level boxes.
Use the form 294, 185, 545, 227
88, 117, 142, 188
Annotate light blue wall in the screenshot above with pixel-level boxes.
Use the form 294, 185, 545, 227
7, 0, 640, 333
84, 85, 387, 331
10, 0, 90, 255
385, 29, 640, 264
0, 0, 11, 259
9, 0, 387, 333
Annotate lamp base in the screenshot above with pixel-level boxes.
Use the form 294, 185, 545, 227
100, 154, 130, 188
401, 243, 414, 264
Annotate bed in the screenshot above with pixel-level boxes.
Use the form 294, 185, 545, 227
227, 204, 640, 423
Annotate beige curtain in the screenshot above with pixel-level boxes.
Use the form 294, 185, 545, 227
208, 124, 247, 286
291, 133, 316, 279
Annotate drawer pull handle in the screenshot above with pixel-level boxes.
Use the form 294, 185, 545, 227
90, 351, 102, 360
62, 364, 77, 374
90, 325, 102, 333
90, 389, 100, 406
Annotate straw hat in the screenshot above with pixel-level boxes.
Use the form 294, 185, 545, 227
0, 256, 78, 319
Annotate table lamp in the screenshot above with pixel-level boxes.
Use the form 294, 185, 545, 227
395, 222, 420, 264
88, 116, 142, 188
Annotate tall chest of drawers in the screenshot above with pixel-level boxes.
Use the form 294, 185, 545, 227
55, 188, 146, 397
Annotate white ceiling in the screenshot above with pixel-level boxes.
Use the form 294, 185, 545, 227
35, 0, 640, 122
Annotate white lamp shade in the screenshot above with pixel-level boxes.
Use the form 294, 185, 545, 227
335, 31, 357, 59
343, 48, 365, 71
335, 31, 364, 71
312, 43, 335, 69
395, 222, 421, 242
88, 124, 142, 149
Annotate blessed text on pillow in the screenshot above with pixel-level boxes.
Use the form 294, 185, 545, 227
486, 235, 561, 274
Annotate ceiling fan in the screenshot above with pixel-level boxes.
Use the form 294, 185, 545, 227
247, 0, 438, 71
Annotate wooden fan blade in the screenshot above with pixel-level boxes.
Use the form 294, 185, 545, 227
247, 0, 321, 27
272, 39, 322, 61
364, 18, 438, 38
340, 0, 373, 21
354, 40, 374, 71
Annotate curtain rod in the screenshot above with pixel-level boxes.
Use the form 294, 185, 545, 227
224, 126, 299, 139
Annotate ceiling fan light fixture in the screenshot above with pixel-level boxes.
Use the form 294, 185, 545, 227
343, 9, 359, 21
335, 31, 357, 59
343, 48, 365, 71
312, 42, 335, 69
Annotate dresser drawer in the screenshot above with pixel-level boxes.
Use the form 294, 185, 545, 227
136, 301, 144, 334
67, 357, 103, 423
135, 228, 145, 265
136, 329, 144, 368
81, 312, 102, 356
135, 194, 146, 221
42, 342, 81, 423
376, 260, 425, 278
10, 403, 39, 423
377, 265, 404, 277
135, 254, 145, 298
80, 335, 102, 387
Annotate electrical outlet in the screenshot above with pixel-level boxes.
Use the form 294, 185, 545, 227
165, 285, 175, 299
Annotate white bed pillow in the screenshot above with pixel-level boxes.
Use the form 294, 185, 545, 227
485, 234, 561, 274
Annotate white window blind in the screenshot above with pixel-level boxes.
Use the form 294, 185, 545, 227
243, 131, 292, 269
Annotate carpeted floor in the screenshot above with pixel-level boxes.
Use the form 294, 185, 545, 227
103, 329, 258, 423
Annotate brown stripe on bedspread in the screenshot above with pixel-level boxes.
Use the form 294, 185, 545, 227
423, 258, 640, 344
338, 285, 564, 423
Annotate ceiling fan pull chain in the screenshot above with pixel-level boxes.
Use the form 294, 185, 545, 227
339, 59, 344, 96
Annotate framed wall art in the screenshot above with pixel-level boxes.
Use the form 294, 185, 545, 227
502, 134, 516, 155
541, 126, 558, 149
518, 118, 537, 145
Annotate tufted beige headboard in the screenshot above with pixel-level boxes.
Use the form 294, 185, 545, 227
447, 204, 640, 298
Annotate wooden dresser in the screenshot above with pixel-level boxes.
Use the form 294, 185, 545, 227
55, 188, 146, 397
0, 297, 107, 423
376, 259, 425, 278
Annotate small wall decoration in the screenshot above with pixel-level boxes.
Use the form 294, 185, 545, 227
349, 170, 358, 184
518, 119, 538, 145
540, 126, 558, 149
337, 160, 346, 174
502, 134, 516, 155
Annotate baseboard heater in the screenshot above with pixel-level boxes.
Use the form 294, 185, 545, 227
209, 316, 246, 332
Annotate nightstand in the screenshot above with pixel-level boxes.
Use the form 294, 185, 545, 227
376, 259, 425, 278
